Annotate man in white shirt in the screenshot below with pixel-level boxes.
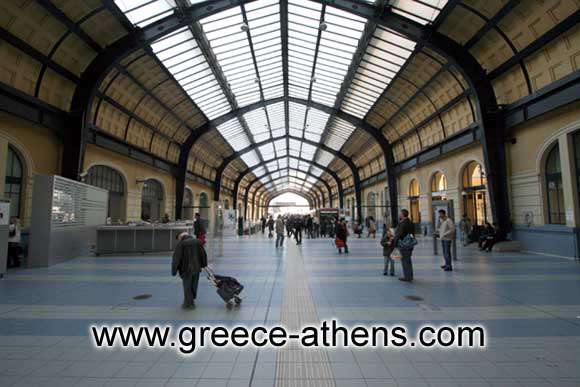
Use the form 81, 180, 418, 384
438, 209, 456, 271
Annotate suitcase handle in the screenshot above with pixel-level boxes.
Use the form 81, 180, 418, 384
203, 267, 214, 280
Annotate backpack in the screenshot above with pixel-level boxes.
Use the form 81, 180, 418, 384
397, 234, 418, 251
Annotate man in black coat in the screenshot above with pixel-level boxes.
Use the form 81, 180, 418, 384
172, 233, 208, 309
393, 209, 415, 282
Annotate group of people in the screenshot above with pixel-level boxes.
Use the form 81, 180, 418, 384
380, 209, 456, 282
352, 216, 378, 238
459, 214, 499, 252
263, 214, 325, 246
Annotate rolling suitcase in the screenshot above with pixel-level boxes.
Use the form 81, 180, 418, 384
204, 268, 243, 305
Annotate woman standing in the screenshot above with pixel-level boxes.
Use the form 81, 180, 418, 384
8, 216, 21, 268
335, 219, 349, 254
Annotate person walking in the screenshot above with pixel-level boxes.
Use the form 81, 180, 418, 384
380, 226, 395, 276
335, 219, 349, 254
275, 215, 285, 248
266, 215, 274, 238
459, 214, 471, 246
306, 215, 313, 239
438, 209, 456, 271
171, 232, 208, 309
294, 217, 303, 245
261, 216, 266, 235
367, 216, 377, 238
393, 209, 415, 282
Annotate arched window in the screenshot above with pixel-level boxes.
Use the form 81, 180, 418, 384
224, 199, 230, 209
182, 188, 193, 220
4, 146, 24, 218
408, 179, 420, 224
462, 161, 489, 225
431, 171, 447, 201
545, 145, 565, 224
346, 198, 351, 216
141, 179, 164, 222
86, 165, 125, 222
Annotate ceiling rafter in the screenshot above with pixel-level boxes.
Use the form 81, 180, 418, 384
177, 0, 273, 184
458, 1, 532, 95
244, 166, 332, 209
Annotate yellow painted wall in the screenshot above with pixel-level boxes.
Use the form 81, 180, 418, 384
83, 144, 177, 222
0, 112, 62, 226
507, 103, 580, 226
397, 144, 489, 226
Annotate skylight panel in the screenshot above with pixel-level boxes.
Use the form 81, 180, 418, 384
303, 107, 330, 142
289, 102, 307, 137
270, 171, 281, 180
241, 150, 260, 167
115, 0, 176, 27
310, 166, 323, 176
298, 161, 310, 171
266, 160, 278, 171
254, 166, 266, 176
289, 158, 299, 169
247, 1, 284, 100
151, 28, 230, 119
200, 7, 261, 107
216, 118, 251, 151
267, 103, 286, 137
278, 158, 288, 169
316, 149, 334, 167
311, 6, 366, 107
287, 0, 322, 100
324, 117, 356, 150
341, 27, 415, 118
274, 139, 287, 157
259, 143, 276, 160
288, 139, 301, 157
244, 109, 270, 142
390, 0, 447, 25
300, 142, 316, 159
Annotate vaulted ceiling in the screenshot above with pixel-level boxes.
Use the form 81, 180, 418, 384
1, 0, 578, 203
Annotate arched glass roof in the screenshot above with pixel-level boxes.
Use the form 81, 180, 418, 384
113, 0, 448, 197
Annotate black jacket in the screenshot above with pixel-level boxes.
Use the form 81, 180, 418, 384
394, 218, 414, 246
171, 236, 207, 277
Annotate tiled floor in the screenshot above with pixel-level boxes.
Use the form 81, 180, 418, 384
1, 234, 580, 386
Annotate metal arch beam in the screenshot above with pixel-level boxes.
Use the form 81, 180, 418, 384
224, 136, 346, 209
254, 185, 318, 213
250, 173, 326, 210
245, 174, 326, 219
71, 0, 502, 227
234, 154, 344, 209
243, 167, 334, 218
459, 1, 532, 95
249, 180, 317, 216
265, 189, 315, 210
254, 181, 320, 208
304, 0, 509, 233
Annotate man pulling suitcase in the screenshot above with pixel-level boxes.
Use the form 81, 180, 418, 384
172, 232, 207, 309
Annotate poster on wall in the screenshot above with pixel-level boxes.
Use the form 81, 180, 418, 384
0, 201, 10, 225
